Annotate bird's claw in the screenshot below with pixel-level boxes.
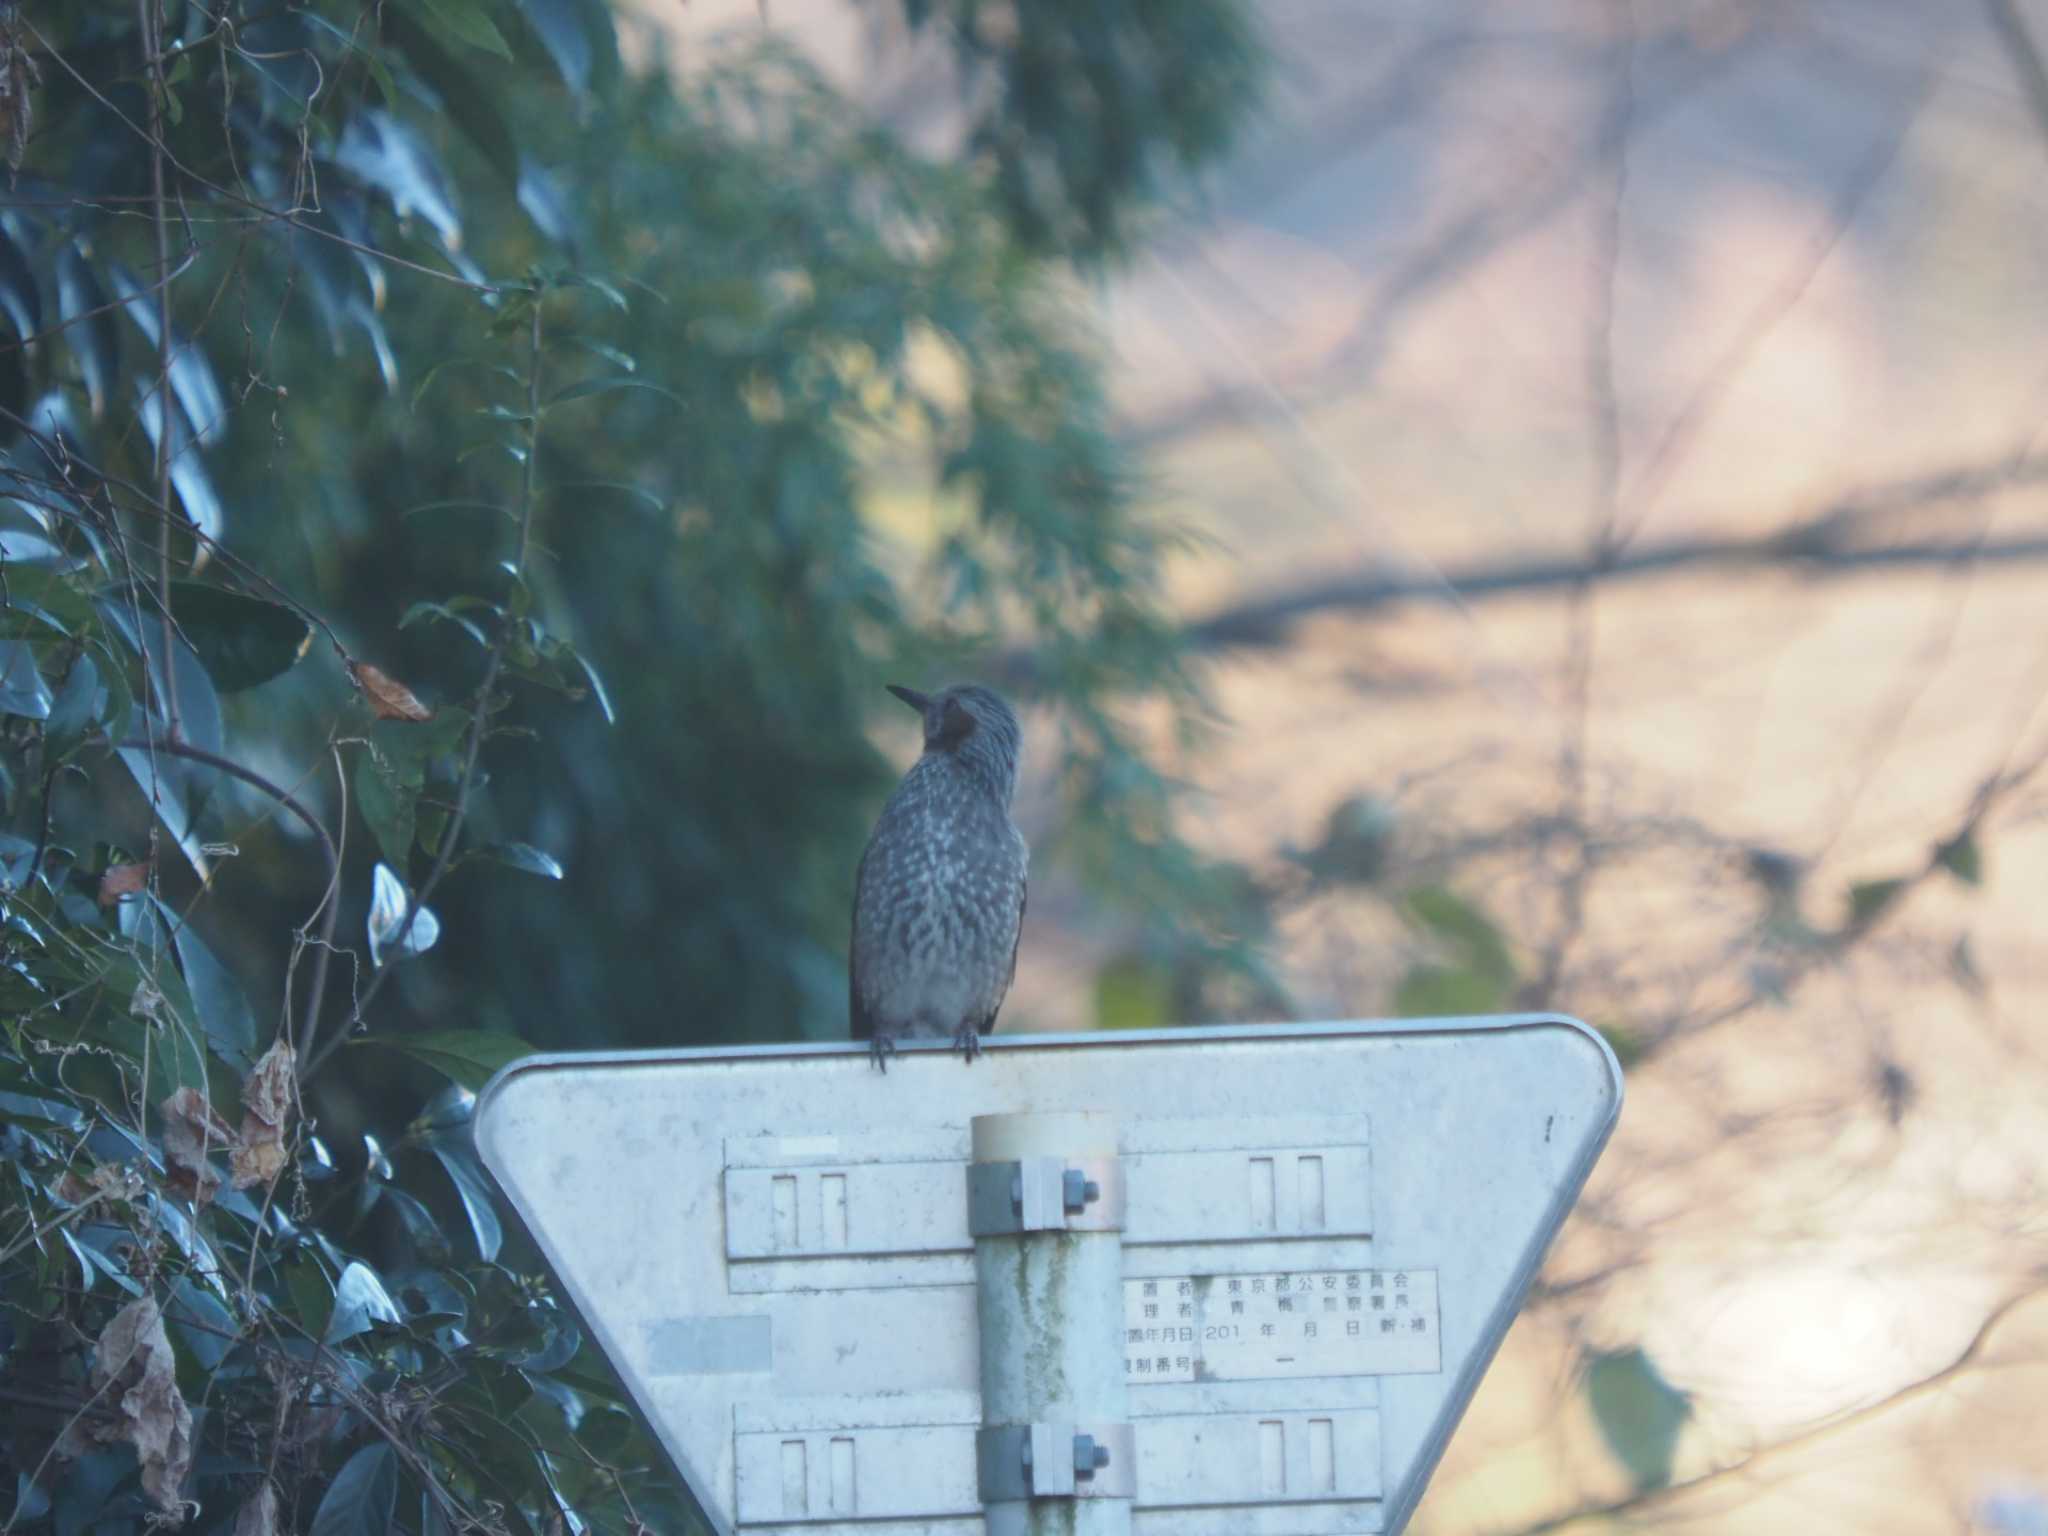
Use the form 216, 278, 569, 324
953, 1023, 981, 1063
868, 1033, 898, 1073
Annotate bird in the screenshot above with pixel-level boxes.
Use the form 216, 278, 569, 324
850, 683, 1028, 1071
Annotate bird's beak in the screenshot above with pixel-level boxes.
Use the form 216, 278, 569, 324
887, 684, 930, 712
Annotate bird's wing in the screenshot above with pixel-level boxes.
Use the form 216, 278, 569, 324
982, 872, 1025, 1035
849, 843, 875, 1042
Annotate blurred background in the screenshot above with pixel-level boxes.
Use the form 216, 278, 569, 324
3, 0, 2045, 1531
642, 2, 2048, 1530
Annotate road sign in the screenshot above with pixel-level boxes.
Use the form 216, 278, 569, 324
474, 1016, 1622, 1535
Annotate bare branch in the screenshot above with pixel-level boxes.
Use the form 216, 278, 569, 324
1496, 1275, 2048, 1536
1171, 512, 2048, 655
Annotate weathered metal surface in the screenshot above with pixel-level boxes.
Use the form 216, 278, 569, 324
972, 1112, 1132, 1536
474, 1016, 1622, 1535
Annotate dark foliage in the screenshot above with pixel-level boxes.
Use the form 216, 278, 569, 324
0, 0, 1266, 1529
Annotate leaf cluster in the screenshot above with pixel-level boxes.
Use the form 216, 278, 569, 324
0, 0, 1268, 1530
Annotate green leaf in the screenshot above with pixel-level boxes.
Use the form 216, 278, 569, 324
547, 1348, 630, 1405
1585, 1346, 1690, 1491
49, 1447, 134, 1534
1393, 963, 1504, 1017
429, 1135, 504, 1260
355, 1029, 531, 1090
544, 375, 685, 409
399, 600, 492, 649
45, 652, 101, 758
0, 1089, 84, 1132
384, 9, 522, 190
514, 0, 595, 92
1846, 878, 1906, 930
1094, 952, 1173, 1031
56, 243, 120, 420
418, 0, 514, 59
0, 223, 44, 340
285, 1256, 335, 1340
553, 271, 629, 311
355, 714, 472, 871
167, 584, 313, 693
1935, 831, 1982, 887
165, 1275, 238, 1371
417, 800, 451, 860
1301, 794, 1394, 885
565, 644, 613, 723
559, 336, 634, 372
1398, 884, 1514, 986
325, 1261, 402, 1345
0, 640, 52, 719
475, 841, 564, 879
573, 1403, 636, 1460
542, 479, 666, 515
311, 1444, 399, 1536
161, 900, 258, 1061
354, 741, 419, 874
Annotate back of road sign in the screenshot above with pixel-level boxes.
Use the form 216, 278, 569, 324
474, 1016, 1622, 1536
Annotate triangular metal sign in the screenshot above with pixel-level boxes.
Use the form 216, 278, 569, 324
476, 1016, 1621, 1534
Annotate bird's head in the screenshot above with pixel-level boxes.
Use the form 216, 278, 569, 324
888, 683, 1022, 801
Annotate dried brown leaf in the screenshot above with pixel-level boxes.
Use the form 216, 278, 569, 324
93, 1162, 143, 1199
230, 1038, 296, 1190
69, 1297, 194, 1522
56, 1160, 141, 1206
98, 861, 150, 907
230, 1136, 288, 1191
130, 978, 169, 1025
239, 1038, 295, 1129
231, 1483, 279, 1536
349, 660, 434, 722
159, 1087, 234, 1207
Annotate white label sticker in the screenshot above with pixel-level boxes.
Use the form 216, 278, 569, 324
1122, 1269, 1440, 1383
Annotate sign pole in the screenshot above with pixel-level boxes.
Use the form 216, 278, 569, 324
970, 1110, 1134, 1535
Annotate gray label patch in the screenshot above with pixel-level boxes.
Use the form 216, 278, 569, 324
647, 1314, 773, 1375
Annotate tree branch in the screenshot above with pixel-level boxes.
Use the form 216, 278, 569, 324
1178, 525, 2048, 654
1496, 1275, 2048, 1536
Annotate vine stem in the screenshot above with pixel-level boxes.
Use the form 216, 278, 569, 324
114, 736, 341, 1058
139, 0, 181, 743
302, 290, 546, 1081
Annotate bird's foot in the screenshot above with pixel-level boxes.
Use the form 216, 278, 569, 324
868, 1033, 899, 1074
953, 1022, 981, 1063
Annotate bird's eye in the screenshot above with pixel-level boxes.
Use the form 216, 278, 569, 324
939, 699, 977, 744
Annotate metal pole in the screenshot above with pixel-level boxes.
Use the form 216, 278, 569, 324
970, 1110, 1133, 1536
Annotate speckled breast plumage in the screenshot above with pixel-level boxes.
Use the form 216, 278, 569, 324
850, 753, 1028, 1041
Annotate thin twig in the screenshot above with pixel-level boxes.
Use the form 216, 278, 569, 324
303, 292, 546, 1079
113, 736, 340, 1056
0, 239, 198, 356
1500, 1276, 2048, 1536
0, 404, 356, 664
17, 13, 504, 296
140, 0, 181, 741
1532, 4, 1633, 1010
